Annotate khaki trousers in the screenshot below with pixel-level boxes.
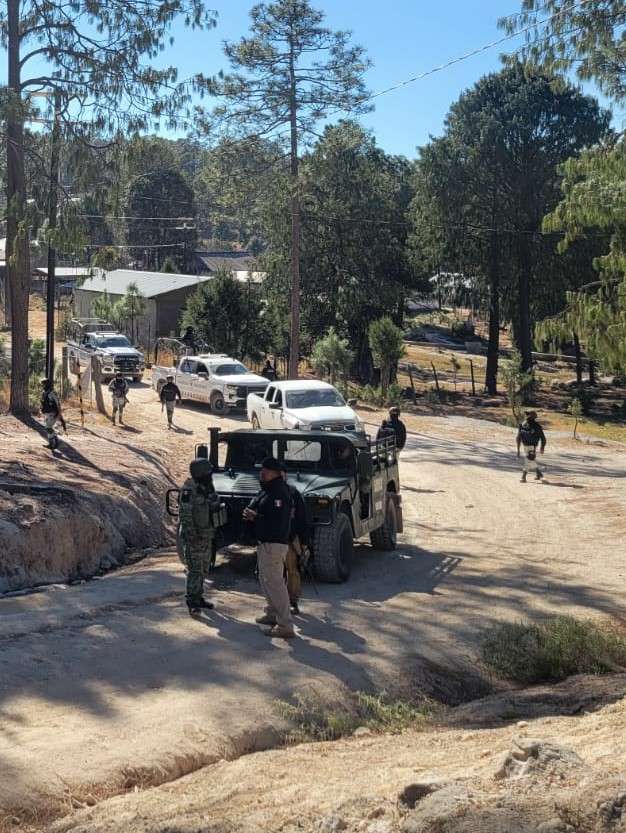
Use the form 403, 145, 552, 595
257, 542, 291, 629
286, 537, 302, 603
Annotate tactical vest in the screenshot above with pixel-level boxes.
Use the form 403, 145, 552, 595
41, 390, 58, 414
179, 478, 224, 541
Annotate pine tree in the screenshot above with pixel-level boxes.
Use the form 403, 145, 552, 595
1, 0, 215, 412
206, 0, 370, 378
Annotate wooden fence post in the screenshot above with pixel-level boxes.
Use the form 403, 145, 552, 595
431, 361, 440, 394
91, 355, 107, 416
470, 360, 476, 397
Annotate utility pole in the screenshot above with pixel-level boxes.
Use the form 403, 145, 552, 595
46, 90, 62, 380
287, 20, 301, 381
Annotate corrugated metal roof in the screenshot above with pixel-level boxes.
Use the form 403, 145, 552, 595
195, 251, 257, 273
34, 267, 92, 278
75, 269, 209, 298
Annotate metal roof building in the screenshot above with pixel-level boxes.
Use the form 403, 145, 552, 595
73, 269, 211, 347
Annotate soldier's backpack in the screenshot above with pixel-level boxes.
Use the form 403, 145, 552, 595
40, 390, 58, 414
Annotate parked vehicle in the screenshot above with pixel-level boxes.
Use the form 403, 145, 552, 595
67, 319, 145, 382
247, 379, 362, 432
152, 354, 269, 413
168, 427, 402, 582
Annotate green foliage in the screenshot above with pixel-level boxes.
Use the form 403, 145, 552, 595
28, 339, 46, 376
160, 257, 178, 274
92, 291, 116, 326
91, 247, 121, 272
501, 350, 535, 422
568, 397, 584, 438
182, 270, 271, 360
386, 382, 404, 407
410, 65, 609, 390
116, 282, 146, 343
275, 688, 437, 744
54, 363, 74, 401
481, 616, 626, 684
368, 316, 406, 394
310, 327, 353, 385
537, 138, 626, 374
500, 1, 626, 103
355, 384, 384, 407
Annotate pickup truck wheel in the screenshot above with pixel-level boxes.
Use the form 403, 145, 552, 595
370, 496, 398, 551
251, 414, 260, 430
313, 513, 353, 583
210, 391, 226, 413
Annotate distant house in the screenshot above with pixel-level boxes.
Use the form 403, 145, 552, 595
32, 265, 93, 296
73, 269, 211, 346
193, 250, 264, 284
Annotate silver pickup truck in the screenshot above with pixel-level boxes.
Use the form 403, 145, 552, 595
152, 354, 269, 413
67, 319, 145, 382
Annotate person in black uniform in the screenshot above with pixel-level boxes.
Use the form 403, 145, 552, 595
243, 457, 294, 639
388, 406, 407, 451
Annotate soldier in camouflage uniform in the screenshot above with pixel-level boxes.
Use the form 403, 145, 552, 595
178, 458, 220, 615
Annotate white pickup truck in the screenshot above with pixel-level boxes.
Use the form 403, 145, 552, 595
247, 379, 363, 432
152, 354, 269, 413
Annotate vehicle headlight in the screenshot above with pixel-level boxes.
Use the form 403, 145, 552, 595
226, 385, 238, 394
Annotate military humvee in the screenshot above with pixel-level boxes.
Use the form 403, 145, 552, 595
194, 427, 403, 583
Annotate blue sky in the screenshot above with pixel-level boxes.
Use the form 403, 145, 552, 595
165, 0, 535, 156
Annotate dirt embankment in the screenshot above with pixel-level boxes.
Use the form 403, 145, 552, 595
0, 407, 194, 593
48, 673, 626, 833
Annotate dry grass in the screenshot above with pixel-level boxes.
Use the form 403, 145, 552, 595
275, 688, 441, 744
481, 616, 626, 684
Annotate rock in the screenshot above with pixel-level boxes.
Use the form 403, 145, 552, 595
366, 822, 392, 833
353, 726, 373, 738
536, 820, 574, 833
598, 791, 626, 824
319, 815, 348, 832
516, 721, 529, 728
494, 739, 583, 781
398, 782, 443, 809
367, 807, 386, 820
401, 785, 471, 833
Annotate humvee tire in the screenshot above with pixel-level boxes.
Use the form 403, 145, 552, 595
370, 496, 398, 551
313, 513, 353, 583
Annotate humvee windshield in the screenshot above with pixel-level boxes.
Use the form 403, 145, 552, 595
223, 435, 355, 473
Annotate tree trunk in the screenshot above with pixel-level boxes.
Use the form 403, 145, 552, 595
6, 0, 31, 413
573, 332, 583, 385
517, 237, 533, 372
46, 91, 62, 380
287, 41, 301, 380
589, 359, 596, 386
91, 355, 107, 415
484, 233, 500, 396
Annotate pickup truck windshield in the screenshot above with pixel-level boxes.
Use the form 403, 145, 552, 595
94, 336, 132, 348
213, 363, 248, 376
286, 389, 345, 409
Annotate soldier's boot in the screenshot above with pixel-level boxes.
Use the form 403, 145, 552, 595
520, 472, 527, 483
290, 599, 300, 615
255, 613, 277, 626
535, 469, 543, 481
112, 411, 116, 425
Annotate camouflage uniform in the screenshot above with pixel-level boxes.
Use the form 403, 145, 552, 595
178, 472, 220, 610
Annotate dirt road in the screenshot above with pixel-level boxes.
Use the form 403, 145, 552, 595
1, 381, 626, 815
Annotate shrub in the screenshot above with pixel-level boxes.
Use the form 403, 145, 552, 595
29, 338, 46, 376
481, 616, 626, 684
386, 382, 404, 407
368, 316, 405, 395
501, 350, 536, 422
311, 327, 353, 386
568, 397, 584, 438
275, 689, 438, 744
356, 384, 384, 407
450, 319, 475, 340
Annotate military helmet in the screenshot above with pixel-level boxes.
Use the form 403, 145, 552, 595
190, 457, 213, 480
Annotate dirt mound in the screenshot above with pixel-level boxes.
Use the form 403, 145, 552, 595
0, 412, 188, 592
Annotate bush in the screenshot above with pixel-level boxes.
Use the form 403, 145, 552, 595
29, 338, 46, 376
356, 384, 384, 407
386, 382, 404, 407
450, 319, 475, 340
275, 689, 438, 744
481, 616, 626, 684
